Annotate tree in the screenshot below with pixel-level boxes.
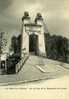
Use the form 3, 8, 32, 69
7, 34, 21, 74
45, 33, 69, 63
0, 32, 7, 68
17, 34, 21, 56
11, 36, 18, 54
11, 35, 21, 55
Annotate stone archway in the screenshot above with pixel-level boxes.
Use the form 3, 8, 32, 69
29, 33, 38, 55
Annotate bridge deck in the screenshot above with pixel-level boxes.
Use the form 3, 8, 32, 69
0, 55, 69, 85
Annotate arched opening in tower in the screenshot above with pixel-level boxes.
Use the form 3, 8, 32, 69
29, 33, 38, 55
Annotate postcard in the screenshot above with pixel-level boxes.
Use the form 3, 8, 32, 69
0, 0, 69, 99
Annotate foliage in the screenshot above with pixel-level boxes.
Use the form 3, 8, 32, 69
45, 33, 68, 63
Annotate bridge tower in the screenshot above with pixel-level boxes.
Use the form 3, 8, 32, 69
21, 12, 46, 58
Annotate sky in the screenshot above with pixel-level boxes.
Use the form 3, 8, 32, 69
0, 0, 69, 38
